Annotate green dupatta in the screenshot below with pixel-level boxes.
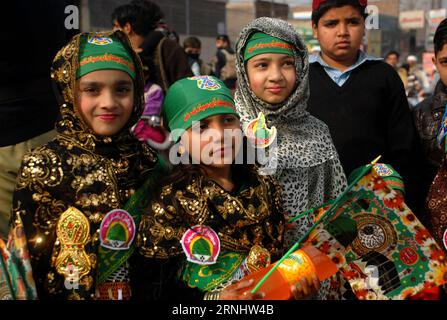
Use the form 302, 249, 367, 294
97, 157, 169, 283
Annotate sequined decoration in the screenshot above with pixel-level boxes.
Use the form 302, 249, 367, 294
246, 244, 271, 273
55, 207, 91, 282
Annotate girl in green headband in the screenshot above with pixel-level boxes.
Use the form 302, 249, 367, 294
75, 32, 137, 137
235, 17, 347, 300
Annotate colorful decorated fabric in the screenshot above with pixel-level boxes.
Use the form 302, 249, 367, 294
0, 240, 15, 300
348, 163, 405, 194
0, 214, 37, 300
182, 251, 245, 291
409, 286, 441, 300
303, 168, 447, 300
137, 165, 285, 294
182, 244, 271, 292
137, 165, 284, 261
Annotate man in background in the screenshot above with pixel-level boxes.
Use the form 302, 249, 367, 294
112, 0, 192, 92
212, 34, 237, 92
183, 36, 212, 76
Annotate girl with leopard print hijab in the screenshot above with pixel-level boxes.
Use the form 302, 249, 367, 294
234, 18, 348, 300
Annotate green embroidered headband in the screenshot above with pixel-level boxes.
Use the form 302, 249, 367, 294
243, 32, 294, 61
77, 34, 135, 79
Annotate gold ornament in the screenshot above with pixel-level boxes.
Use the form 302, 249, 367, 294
55, 207, 91, 283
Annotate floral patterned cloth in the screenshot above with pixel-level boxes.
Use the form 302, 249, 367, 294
303, 169, 447, 299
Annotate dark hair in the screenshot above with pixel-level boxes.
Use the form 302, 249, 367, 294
216, 34, 230, 44
385, 50, 400, 59
401, 63, 410, 72
183, 36, 201, 49
111, 0, 164, 37
434, 18, 447, 55
170, 30, 180, 44
311, 0, 368, 26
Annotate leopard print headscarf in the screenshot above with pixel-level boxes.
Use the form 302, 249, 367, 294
234, 17, 341, 170
234, 18, 348, 300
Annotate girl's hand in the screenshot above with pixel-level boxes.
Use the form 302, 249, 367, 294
219, 279, 265, 300
291, 274, 320, 300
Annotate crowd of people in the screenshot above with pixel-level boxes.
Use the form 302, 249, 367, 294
1, 0, 447, 301
385, 50, 436, 108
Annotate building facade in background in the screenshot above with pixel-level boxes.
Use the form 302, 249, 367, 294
290, 0, 447, 59
290, 0, 402, 58
79, 0, 447, 66
226, 0, 289, 45
82, 0, 228, 64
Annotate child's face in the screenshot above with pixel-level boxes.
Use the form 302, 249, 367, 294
246, 53, 296, 104
216, 39, 228, 49
180, 114, 242, 169
433, 44, 447, 87
76, 70, 134, 136
385, 54, 399, 68
312, 5, 365, 65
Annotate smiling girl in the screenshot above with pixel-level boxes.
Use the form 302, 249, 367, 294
234, 17, 346, 270
9, 31, 158, 300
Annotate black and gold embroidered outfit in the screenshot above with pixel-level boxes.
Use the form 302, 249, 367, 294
135, 165, 284, 300
10, 31, 158, 300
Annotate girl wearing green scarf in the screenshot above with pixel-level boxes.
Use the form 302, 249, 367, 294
10, 30, 158, 300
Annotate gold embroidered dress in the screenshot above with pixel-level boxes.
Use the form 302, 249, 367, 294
10, 31, 158, 300
136, 165, 284, 299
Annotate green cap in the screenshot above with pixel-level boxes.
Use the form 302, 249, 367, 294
243, 32, 294, 61
77, 34, 135, 79
163, 76, 239, 142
